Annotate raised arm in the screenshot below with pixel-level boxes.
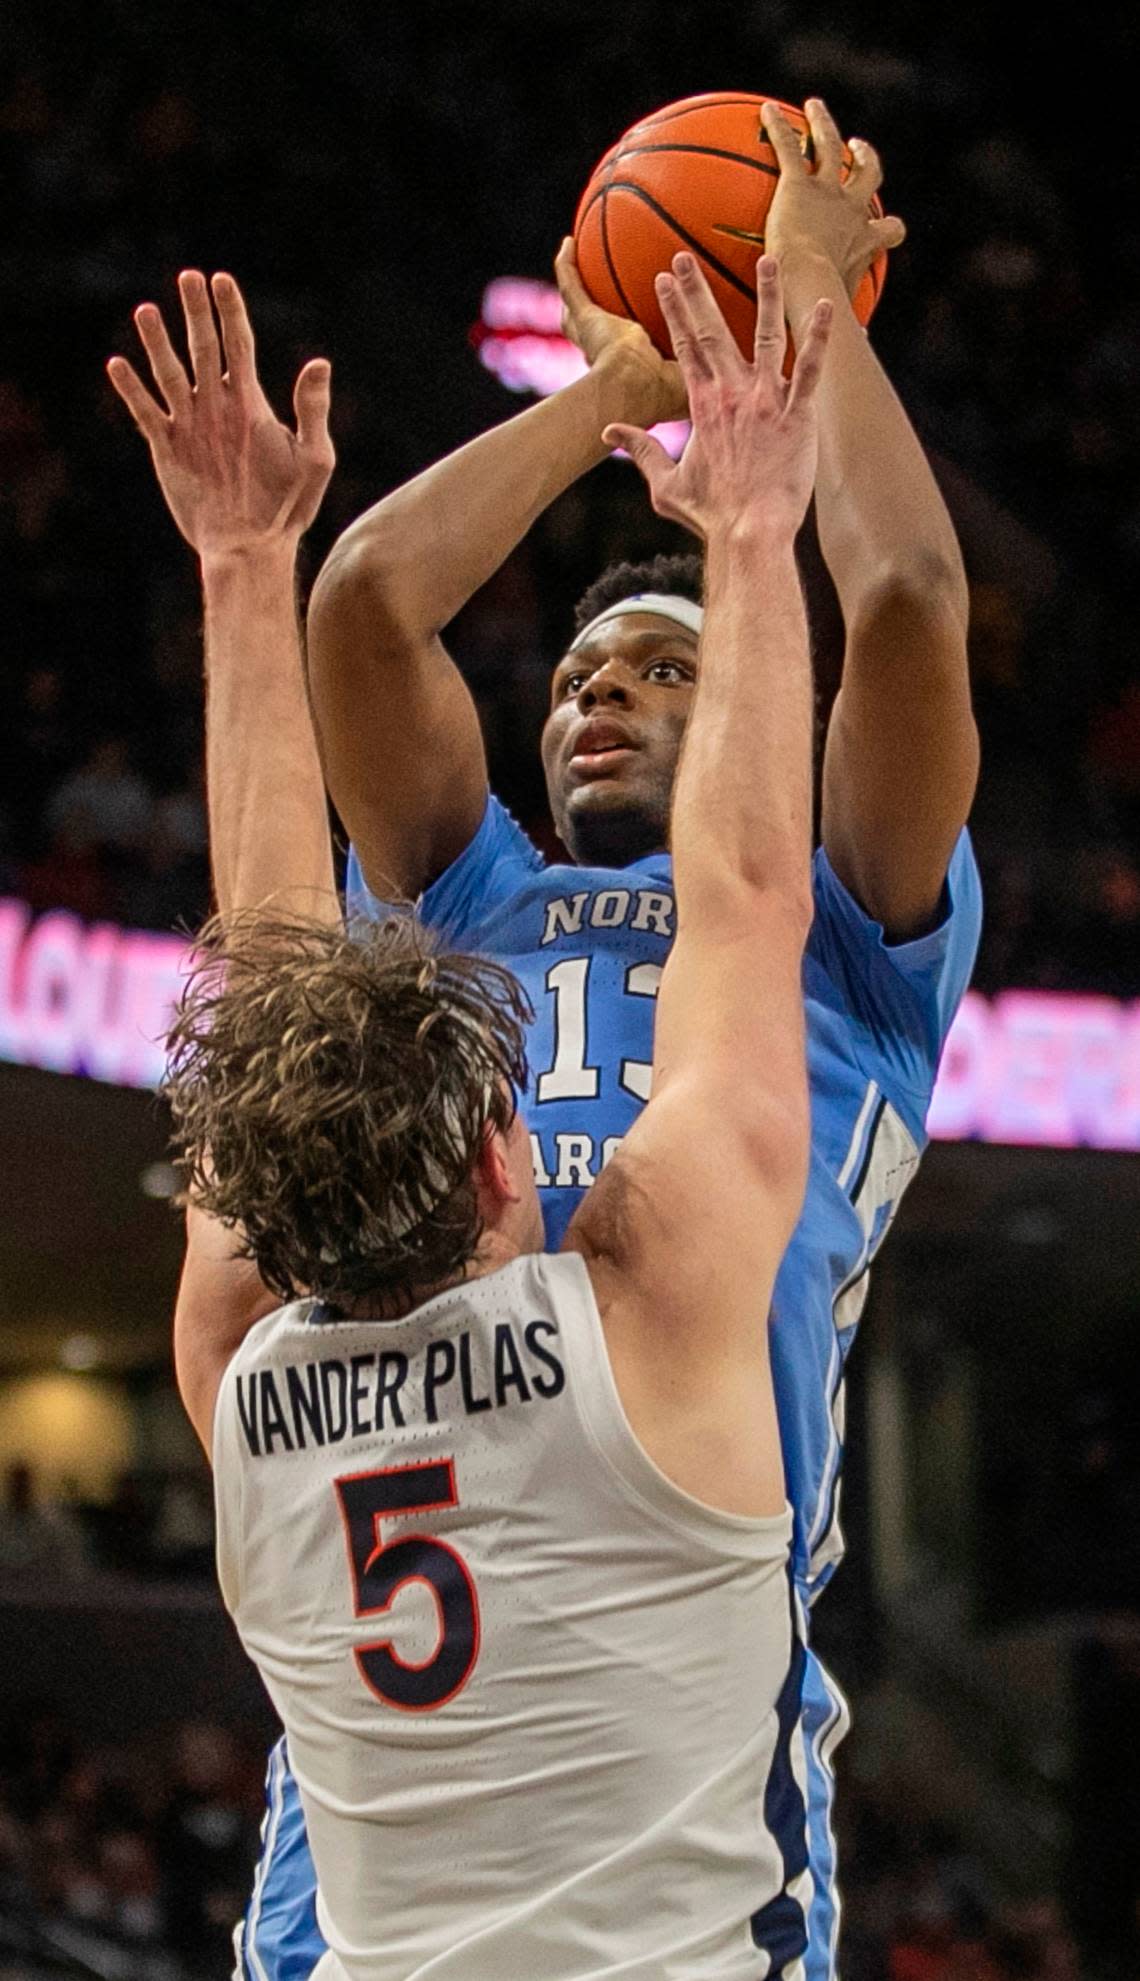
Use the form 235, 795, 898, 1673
764, 100, 979, 939
306, 244, 684, 900
109, 271, 337, 923
109, 270, 339, 1446
568, 256, 830, 1519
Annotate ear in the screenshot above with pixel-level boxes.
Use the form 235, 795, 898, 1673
474, 1122, 520, 1211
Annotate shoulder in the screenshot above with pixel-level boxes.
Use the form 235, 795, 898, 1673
347, 795, 544, 940
806, 828, 982, 1105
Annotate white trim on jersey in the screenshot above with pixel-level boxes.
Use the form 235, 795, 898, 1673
807, 1092, 921, 1594
804, 1081, 878, 1568
836, 1079, 879, 1193
815, 1669, 851, 1981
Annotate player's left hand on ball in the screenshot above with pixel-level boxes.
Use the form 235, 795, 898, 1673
761, 98, 906, 300
554, 236, 687, 427
107, 271, 335, 560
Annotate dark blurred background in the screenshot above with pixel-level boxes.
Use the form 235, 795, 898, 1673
1, 3, 1138, 1978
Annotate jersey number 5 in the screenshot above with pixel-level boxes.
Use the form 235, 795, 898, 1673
335, 1458, 480, 1711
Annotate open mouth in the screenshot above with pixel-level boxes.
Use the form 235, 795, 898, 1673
569, 740, 638, 776
569, 719, 639, 767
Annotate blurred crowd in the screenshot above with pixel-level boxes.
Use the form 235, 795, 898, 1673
0, 1461, 214, 1584
838, 1790, 1084, 1981
2, 4, 1139, 993
0, 1709, 261, 1979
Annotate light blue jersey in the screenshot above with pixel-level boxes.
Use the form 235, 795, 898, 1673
238, 798, 981, 1981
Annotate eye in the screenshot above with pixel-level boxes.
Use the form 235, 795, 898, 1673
646, 659, 691, 685
560, 670, 589, 699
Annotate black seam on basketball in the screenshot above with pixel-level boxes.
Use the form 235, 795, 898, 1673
600, 181, 636, 321
631, 96, 768, 132
576, 181, 607, 228
615, 141, 779, 179
603, 183, 758, 301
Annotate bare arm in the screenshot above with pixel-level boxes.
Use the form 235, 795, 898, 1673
172, 1203, 279, 1456
109, 271, 340, 1447
568, 256, 830, 1519
306, 243, 685, 901
202, 546, 336, 920
110, 271, 338, 922
766, 101, 979, 939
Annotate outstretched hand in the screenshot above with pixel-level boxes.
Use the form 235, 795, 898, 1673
107, 271, 335, 559
602, 252, 832, 542
554, 236, 687, 428
761, 98, 906, 299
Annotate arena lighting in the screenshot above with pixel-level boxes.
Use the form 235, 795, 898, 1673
470, 277, 691, 459
0, 898, 186, 1089
59, 1333, 100, 1371
1, 898, 1138, 1151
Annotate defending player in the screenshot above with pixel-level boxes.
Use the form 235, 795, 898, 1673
169, 257, 832, 1977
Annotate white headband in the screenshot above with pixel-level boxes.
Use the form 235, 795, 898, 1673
568, 592, 705, 653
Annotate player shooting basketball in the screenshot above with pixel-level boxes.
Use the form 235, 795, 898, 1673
109, 98, 981, 1981
168, 254, 833, 1977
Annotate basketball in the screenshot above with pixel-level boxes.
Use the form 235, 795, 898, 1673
573, 92, 887, 361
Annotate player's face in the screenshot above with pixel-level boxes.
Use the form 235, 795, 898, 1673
541, 613, 698, 867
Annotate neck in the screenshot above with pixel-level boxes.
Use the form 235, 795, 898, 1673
331, 1227, 522, 1322
567, 805, 667, 869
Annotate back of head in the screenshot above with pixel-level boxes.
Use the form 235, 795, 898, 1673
165, 913, 530, 1310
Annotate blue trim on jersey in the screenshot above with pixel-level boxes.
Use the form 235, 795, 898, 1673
240, 1739, 323, 1981
801, 1653, 849, 1981
750, 1579, 810, 1973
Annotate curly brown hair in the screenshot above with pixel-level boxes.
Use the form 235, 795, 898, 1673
165, 912, 531, 1307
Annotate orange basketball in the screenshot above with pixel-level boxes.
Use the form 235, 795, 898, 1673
573, 92, 886, 362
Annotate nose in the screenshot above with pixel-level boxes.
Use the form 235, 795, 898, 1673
576, 659, 636, 713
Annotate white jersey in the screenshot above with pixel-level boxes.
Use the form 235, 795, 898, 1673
214, 1251, 807, 1981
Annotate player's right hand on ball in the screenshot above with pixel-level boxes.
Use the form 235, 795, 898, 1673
555, 237, 687, 428
602, 252, 831, 542
761, 99, 906, 301
107, 272, 335, 560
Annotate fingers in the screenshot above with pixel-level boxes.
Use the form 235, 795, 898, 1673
132, 302, 191, 416
178, 269, 224, 396
869, 213, 906, 253
655, 270, 706, 379
293, 358, 333, 455
786, 298, 833, 414
658, 253, 740, 382
846, 136, 884, 201
752, 255, 787, 377
760, 101, 807, 175
804, 98, 844, 180
601, 421, 673, 501
106, 355, 168, 445
211, 272, 258, 397
555, 234, 598, 342
554, 235, 587, 308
